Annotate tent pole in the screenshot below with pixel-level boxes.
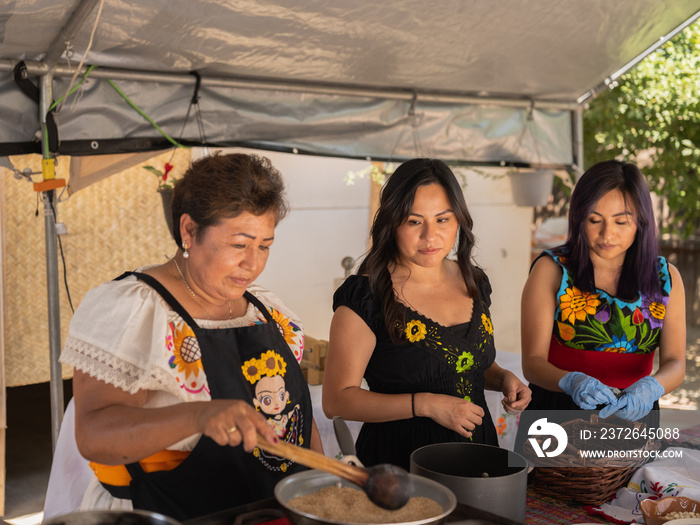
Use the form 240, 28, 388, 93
0, 60, 579, 112
572, 107, 585, 178
39, 72, 64, 451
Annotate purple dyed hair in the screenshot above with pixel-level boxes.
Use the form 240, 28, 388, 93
554, 160, 661, 300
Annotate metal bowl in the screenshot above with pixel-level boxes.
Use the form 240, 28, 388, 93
275, 469, 457, 525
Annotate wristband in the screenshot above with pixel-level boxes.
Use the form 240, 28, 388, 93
411, 392, 416, 417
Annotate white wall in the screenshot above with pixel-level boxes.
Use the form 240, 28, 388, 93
223, 149, 372, 340
213, 149, 532, 353
456, 168, 533, 355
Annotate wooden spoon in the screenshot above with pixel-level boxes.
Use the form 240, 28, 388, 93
255, 433, 414, 510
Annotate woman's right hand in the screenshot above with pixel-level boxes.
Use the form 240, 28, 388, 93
196, 399, 278, 451
558, 371, 619, 410
415, 392, 484, 438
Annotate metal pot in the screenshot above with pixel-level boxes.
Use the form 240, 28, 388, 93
43, 510, 182, 525
275, 469, 457, 525
410, 443, 528, 524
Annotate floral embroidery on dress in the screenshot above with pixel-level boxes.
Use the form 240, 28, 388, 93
642, 296, 666, 329
479, 312, 494, 347
559, 286, 601, 324
167, 321, 207, 394
405, 320, 427, 342
481, 313, 493, 335
456, 352, 474, 372
396, 302, 495, 404
548, 250, 671, 355
397, 317, 473, 401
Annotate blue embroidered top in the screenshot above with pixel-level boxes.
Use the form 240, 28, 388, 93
546, 249, 671, 355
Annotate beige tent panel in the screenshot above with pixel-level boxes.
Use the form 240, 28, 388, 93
68, 151, 163, 193
2, 149, 188, 387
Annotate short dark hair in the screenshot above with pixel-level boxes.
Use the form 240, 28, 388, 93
358, 158, 484, 344
557, 159, 660, 299
171, 153, 289, 247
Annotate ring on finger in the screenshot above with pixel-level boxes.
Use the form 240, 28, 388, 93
226, 426, 237, 434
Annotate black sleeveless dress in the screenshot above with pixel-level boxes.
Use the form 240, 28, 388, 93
333, 274, 499, 471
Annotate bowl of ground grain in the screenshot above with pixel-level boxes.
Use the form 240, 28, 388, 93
275, 469, 456, 525
640, 496, 700, 525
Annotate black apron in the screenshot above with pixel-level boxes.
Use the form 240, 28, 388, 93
111, 272, 312, 521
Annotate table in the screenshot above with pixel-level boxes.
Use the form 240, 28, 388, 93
525, 423, 700, 525
527, 488, 610, 525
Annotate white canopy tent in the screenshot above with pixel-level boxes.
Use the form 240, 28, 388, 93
0, 0, 699, 448
1, 0, 698, 164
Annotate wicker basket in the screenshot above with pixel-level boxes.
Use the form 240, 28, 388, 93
525, 414, 653, 506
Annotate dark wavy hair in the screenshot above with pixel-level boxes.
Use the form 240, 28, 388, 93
171, 152, 289, 248
357, 158, 484, 344
553, 159, 660, 300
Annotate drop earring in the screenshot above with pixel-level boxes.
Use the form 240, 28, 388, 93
182, 242, 189, 259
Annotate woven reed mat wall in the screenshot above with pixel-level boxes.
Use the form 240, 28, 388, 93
3, 149, 190, 387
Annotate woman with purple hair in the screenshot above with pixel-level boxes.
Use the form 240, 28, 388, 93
519, 160, 686, 427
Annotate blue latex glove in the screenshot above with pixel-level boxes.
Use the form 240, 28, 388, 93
558, 371, 619, 410
599, 376, 664, 421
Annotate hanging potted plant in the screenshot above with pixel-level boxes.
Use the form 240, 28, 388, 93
143, 162, 180, 238
507, 168, 555, 207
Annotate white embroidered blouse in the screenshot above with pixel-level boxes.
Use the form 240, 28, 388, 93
60, 269, 305, 447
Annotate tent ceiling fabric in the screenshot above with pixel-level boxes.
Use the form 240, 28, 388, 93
1, 0, 698, 164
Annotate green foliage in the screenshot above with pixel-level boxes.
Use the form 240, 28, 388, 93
583, 21, 700, 238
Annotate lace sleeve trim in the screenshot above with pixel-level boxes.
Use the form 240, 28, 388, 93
61, 338, 187, 399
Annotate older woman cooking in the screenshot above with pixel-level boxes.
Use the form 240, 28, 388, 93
61, 153, 322, 520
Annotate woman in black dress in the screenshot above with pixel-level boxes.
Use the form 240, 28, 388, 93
322, 158, 531, 470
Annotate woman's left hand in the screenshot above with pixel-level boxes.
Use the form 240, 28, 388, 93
500, 373, 532, 415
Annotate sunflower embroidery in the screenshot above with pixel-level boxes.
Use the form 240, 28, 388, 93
166, 322, 207, 394
171, 323, 202, 379
456, 352, 474, 372
242, 358, 264, 384
481, 313, 493, 335
559, 286, 601, 324
405, 319, 427, 342
270, 307, 301, 346
259, 349, 287, 377
400, 316, 477, 376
